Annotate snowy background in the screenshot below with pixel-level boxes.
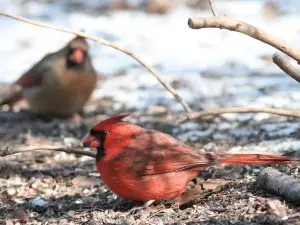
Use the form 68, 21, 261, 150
1, 0, 300, 153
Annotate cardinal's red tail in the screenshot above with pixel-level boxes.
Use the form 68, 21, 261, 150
211, 153, 296, 165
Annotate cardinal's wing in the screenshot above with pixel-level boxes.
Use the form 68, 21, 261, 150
16, 53, 57, 88
111, 129, 215, 177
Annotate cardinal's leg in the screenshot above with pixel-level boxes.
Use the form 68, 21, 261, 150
128, 199, 156, 214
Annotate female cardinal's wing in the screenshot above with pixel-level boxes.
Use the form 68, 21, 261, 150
0, 54, 57, 106
112, 129, 214, 177
16, 53, 56, 88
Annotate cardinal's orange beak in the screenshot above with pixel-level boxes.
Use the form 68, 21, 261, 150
82, 135, 100, 148
70, 49, 84, 64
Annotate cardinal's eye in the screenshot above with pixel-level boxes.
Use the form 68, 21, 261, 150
90, 129, 107, 137
93, 130, 107, 162
101, 130, 108, 135
97, 130, 107, 139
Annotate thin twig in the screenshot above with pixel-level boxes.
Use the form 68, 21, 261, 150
0, 145, 96, 158
177, 107, 300, 123
0, 12, 192, 113
188, 17, 300, 64
273, 52, 300, 83
208, 0, 218, 16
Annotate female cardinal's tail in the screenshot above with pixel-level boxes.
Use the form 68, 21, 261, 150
0, 84, 23, 106
211, 153, 296, 165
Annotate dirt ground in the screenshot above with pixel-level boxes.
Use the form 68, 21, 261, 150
1, 95, 300, 225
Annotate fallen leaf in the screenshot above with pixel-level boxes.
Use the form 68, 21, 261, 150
266, 198, 288, 220
172, 179, 230, 207
11, 209, 28, 221
72, 175, 100, 188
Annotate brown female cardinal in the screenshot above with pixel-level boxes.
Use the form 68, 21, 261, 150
0, 36, 98, 117
82, 114, 296, 201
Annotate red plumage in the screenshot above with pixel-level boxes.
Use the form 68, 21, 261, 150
83, 114, 296, 201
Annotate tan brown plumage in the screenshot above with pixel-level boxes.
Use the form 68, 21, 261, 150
0, 36, 98, 117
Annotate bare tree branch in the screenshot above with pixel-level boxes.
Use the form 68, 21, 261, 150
0, 145, 96, 158
188, 17, 300, 64
208, 0, 218, 16
0, 12, 192, 113
184, 15, 300, 123
273, 52, 300, 83
177, 107, 300, 123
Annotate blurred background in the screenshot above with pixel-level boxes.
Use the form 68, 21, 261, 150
1, 0, 300, 146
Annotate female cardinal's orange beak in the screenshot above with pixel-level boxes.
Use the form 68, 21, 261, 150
82, 135, 100, 148
70, 49, 84, 64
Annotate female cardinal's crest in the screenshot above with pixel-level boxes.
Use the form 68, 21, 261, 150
69, 36, 89, 51
93, 114, 130, 130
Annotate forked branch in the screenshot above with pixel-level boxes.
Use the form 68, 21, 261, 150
204, 0, 300, 84
183, 12, 300, 123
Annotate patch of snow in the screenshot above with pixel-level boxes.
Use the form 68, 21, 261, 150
228, 139, 300, 154
231, 127, 252, 138
261, 122, 300, 137
178, 128, 214, 142
30, 196, 51, 208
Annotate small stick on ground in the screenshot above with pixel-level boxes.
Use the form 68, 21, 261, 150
0, 145, 96, 158
188, 17, 300, 64
0, 12, 192, 113
257, 167, 300, 203
177, 107, 300, 123
273, 53, 300, 83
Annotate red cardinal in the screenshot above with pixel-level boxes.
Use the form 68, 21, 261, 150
0, 36, 98, 117
82, 115, 296, 201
